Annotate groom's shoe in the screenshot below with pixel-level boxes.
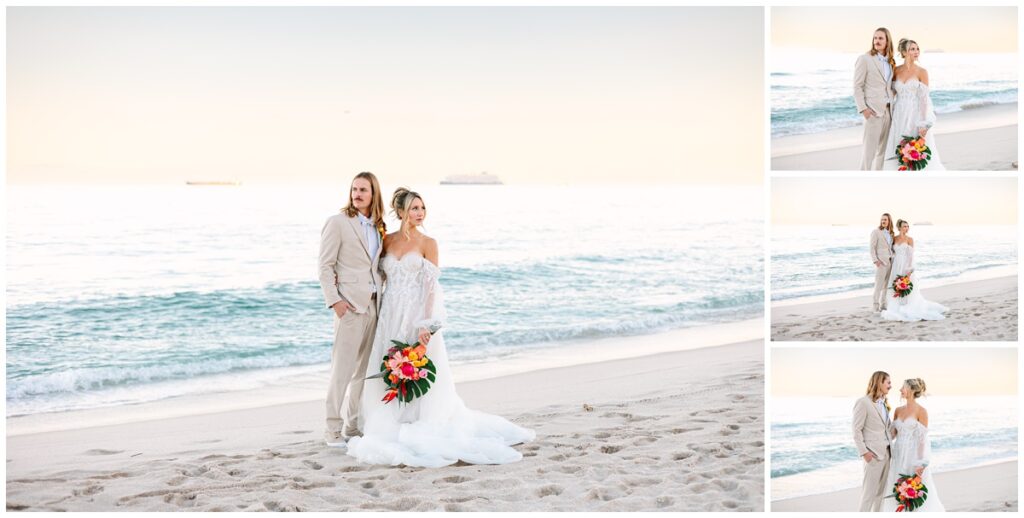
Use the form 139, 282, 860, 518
324, 430, 347, 448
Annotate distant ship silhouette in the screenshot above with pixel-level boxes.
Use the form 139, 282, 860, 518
186, 180, 241, 186
440, 172, 503, 185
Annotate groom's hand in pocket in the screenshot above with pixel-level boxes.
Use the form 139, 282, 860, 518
332, 301, 355, 318
861, 108, 876, 120
862, 451, 876, 463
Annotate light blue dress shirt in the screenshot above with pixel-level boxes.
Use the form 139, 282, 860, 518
356, 213, 380, 293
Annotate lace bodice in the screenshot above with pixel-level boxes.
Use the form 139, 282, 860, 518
884, 79, 944, 170
893, 417, 927, 446
893, 80, 934, 129
379, 252, 445, 339
883, 416, 945, 511
892, 242, 914, 276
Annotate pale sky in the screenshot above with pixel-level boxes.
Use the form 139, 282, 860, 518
8, 7, 764, 185
773, 347, 1018, 397
772, 6, 1018, 53
772, 177, 1018, 225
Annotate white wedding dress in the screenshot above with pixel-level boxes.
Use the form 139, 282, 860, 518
881, 243, 947, 322
883, 79, 945, 170
882, 417, 945, 512
345, 252, 535, 467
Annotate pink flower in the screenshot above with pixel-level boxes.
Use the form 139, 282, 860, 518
906, 488, 917, 498
910, 150, 921, 160
401, 363, 416, 377
419, 369, 429, 378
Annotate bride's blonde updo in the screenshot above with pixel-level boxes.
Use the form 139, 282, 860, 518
898, 38, 918, 59
904, 378, 927, 399
390, 187, 425, 239
896, 219, 909, 233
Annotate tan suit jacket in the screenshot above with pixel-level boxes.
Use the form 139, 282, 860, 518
870, 228, 894, 266
853, 53, 895, 116
318, 213, 383, 314
854, 395, 894, 511
852, 395, 892, 458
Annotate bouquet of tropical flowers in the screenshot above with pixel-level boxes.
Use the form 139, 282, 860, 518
895, 136, 932, 171
887, 473, 928, 512
367, 328, 440, 405
892, 275, 913, 298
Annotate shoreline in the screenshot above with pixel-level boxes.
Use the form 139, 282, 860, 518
8, 317, 762, 436
6, 339, 765, 511
771, 275, 1018, 341
771, 103, 1017, 171
772, 263, 1017, 307
772, 460, 1018, 512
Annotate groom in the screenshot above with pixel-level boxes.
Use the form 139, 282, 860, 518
870, 213, 894, 312
852, 371, 894, 512
853, 27, 896, 170
317, 172, 385, 447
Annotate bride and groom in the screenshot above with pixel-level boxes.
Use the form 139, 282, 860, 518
870, 213, 947, 321
855, 27, 944, 171
853, 371, 944, 512
317, 172, 534, 467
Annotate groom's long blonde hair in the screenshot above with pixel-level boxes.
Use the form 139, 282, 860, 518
866, 371, 890, 402
869, 28, 896, 73
880, 213, 894, 240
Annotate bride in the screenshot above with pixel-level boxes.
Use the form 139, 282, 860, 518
880, 220, 947, 322
883, 38, 945, 171
345, 187, 535, 467
882, 378, 945, 512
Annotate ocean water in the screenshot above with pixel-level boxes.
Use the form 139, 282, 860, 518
772, 396, 1018, 501
6, 184, 763, 417
771, 51, 1018, 138
771, 225, 1017, 301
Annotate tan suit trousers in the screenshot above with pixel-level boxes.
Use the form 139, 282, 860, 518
873, 262, 893, 311
325, 301, 377, 436
860, 107, 891, 170
859, 445, 891, 512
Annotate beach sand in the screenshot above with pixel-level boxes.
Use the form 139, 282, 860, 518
771, 275, 1017, 342
772, 460, 1018, 512
771, 103, 1018, 171
6, 339, 765, 512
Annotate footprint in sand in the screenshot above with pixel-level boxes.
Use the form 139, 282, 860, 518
713, 479, 739, 491
337, 465, 368, 473
84, 449, 123, 456
600, 445, 623, 454
434, 475, 470, 485
537, 484, 564, 497
71, 484, 104, 496
264, 501, 301, 512
301, 460, 323, 471
672, 451, 695, 461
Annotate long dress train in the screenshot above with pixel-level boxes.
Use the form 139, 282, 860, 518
345, 252, 535, 467
880, 243, 947, 322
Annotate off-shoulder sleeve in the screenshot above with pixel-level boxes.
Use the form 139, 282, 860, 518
917, 83, 936, 130
414, 260, 446, 332
914, 426, 931, 470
